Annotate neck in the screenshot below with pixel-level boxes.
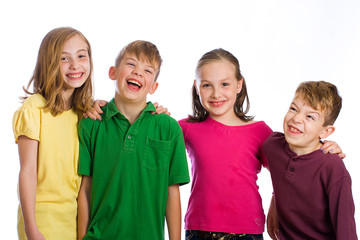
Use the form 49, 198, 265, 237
114, 95, 147, 124
289, 141, 323, 156
61, 89, 75, 111
210, 112, 250, 126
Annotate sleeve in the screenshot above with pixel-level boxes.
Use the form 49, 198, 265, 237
12, 102, 41, 143
328, 175, 357, 239
258, 123, 273, 168
78, 118, 94, 176
168, 119, 190, 186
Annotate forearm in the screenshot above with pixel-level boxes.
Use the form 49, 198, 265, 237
19, 170, 38, 234
165, 184, 181, 240
78, 176, 92, 240
18, 136, 40, 237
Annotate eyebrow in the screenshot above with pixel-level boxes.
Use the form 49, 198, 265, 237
62, 49, 88, 54
126, 57, 156, 70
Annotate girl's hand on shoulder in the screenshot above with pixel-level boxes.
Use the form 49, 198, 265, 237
83, 100, 108, 121
153, 102, 170, 115
321, 140, 346, 159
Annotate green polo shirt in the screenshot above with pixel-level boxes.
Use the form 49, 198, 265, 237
78, 99, 190, 240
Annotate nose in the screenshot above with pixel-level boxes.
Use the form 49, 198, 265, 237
211, 86, 221, 99
132, 67, 143, 77
70, 59, 79, 70
293, 112, 304, 123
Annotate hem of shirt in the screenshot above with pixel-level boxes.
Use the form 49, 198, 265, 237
185, 224, 264, 235
169, 176, 190, 186
14, 131, 39, 143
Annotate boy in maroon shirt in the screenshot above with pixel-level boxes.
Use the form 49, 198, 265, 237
264, 81, 357, 239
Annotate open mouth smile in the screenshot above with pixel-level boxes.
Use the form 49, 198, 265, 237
66, 72, 84, 80
127, 79, 142, 90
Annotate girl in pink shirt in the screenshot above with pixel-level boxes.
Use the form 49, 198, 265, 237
179, 49, 342, 240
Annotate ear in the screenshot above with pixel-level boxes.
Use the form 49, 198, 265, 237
109, 66, 117, 80
237, 78, 243, 94
149, 81, 159, 95
193, 80, 200, 95
320, 125, 335, 139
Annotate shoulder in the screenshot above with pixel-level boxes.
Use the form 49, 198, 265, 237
263, 131, 285, 148
16, 94, 46, 112
248, 121, 273, 135
178, 117, 191, 129
153, 113, 181, 129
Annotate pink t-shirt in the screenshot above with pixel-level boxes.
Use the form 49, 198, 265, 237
179, 117, 272, 234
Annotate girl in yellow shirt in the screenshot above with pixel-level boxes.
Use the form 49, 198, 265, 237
13, 27, 94, 240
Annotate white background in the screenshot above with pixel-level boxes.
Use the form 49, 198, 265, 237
1, 0, 359, 239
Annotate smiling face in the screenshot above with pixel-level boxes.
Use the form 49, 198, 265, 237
60, 34, 90, 96
109, 53, 159, 105
195, 60, 242, 124
283, 94, 334, 155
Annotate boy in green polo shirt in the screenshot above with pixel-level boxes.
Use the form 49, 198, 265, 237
77, 40, 190, 240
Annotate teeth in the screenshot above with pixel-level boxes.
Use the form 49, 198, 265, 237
211, 102, 223, 105
67, 73, 82, 79
290, 126, 301, 133
127, 80, 142, 88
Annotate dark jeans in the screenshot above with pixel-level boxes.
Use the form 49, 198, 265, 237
185, 230, 263, 240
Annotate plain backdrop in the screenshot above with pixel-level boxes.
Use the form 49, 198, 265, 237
1, 0, 359, 239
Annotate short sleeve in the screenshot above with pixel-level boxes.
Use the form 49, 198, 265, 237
168, 119, 190, 186
12, 101, 41, 143
78, 118, 94, 176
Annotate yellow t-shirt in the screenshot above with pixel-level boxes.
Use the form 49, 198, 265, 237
13, 94, 81, 240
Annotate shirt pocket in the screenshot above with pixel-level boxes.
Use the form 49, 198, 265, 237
142, 138, 171, 171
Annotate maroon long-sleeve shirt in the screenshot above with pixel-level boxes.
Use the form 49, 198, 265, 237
263, 132, 357, 240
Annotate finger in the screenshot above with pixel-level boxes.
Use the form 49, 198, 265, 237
87, 109, 102, 121
83, 112, 88, 118
153, 102, 159, 108
93, 104, 104, 114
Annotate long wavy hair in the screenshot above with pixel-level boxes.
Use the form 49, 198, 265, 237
188, 48, 253, 122
22, 27, 93, 116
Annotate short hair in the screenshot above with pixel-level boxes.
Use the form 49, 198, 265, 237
188, 48, 253, 122
115, 40, 162, 81
295, 81, 342, 126
23, 27, 93, 116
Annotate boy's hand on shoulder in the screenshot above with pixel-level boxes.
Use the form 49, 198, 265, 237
320, 140, 346, 159
153, 102, 171, 115
83, 100, 107, 121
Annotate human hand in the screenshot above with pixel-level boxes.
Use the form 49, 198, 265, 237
26, 227, 46, 240
267, 196, 279, 240
152, 102, 171, 115
320, 140, 346, 159
83, 100, 108, 121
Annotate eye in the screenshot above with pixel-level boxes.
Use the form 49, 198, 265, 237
307, 115, 315, 120
145, 69, 153, 74
61, 56, 69, 62
289, 107, 297, 112
201, 83, 211, 88
78, 54, 88, 59
221, 82, 230, 86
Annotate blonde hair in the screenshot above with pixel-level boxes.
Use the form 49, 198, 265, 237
23, 27, 93, 116
115, 40, 162, 81
295, 81, 342, 126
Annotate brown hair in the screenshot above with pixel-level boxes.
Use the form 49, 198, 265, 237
22, 27, 93, 116
295, 81, 342, 126
115, 40, 162, 81
188, 48, 253, 122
